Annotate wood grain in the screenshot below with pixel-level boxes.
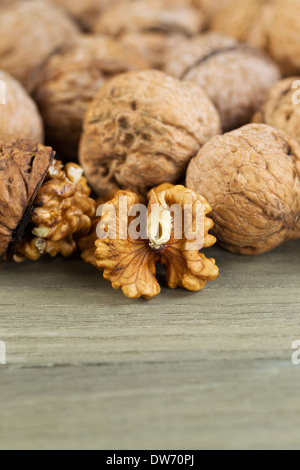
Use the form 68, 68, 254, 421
0, 241, 299, 450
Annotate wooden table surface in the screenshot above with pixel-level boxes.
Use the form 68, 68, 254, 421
0, 240, 299, 450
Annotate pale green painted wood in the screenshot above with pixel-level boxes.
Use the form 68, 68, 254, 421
0, 241, 299, 450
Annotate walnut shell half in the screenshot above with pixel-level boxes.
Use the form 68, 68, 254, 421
79, 70, 221, 199
0, 70, 43, 143
0, 0, 80, 90
0, 136, 54, 262
211, 0, 300, 76
165, 32, 281, 132
186, 124, 300, 255
32, 35, 149, 161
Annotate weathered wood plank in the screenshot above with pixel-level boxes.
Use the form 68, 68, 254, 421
0, 241, 299, 450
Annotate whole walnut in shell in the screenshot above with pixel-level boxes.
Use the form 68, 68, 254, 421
211, 0, 300, 76
32, 35, 149, 161
165, 32, 281, 132
186, 124, 300, 255
52, 0, 116, 31
93, 0, 204, 69
0, 135, 95, 263
253, 77, 300, 147
0, 0, 79, 89
0, 70, 43, 143
79, 70, 221, 199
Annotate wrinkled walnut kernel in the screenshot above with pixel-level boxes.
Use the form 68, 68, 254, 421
80, 184, 219, 299
15, 160, 95, 261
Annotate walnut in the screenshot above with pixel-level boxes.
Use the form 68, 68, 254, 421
79, 70, 221, 199
93, 0, 204, 69
210, 0, 300, 77
0, 135, 95, 263
0, 0, 79, 90
80, 184, 219, 299
253, 77, 300, 148
32, 35, 149, 161
51, 0, 116, 31
0, 70, 43, 143
165, 32, 281, 132
186, 124, 300, 255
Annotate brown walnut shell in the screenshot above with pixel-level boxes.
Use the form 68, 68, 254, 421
211, 0, 300, 76
32, 35, 149, 161
79, 69, 221, 199
93, 0, 204, 69
253, 77, 300, 148
165, 32, 281, 132
0, 0, 80, 90
186, 124, 300, 255
51, 0, 116, 31
0, 136, 54, 262
0, 70, 43, 143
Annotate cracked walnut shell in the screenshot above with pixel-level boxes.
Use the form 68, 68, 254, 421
165, 32, 281, 132
79, 70, 221, 199
0, 70, 43, 143
0, 0, 80, 90
186, 124, 300, 255
253, 77, 300, 148
79, 184, 219, 299
93, 0, 204, 69
210, 0, 300, 76
32, 35, 149, 161
0, 135, 95, 263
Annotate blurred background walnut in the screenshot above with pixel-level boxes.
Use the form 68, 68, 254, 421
186, 124, 300, 255
165, 32, 281, 132
210, 0, 300, 76
79, 70, 221, 199
253, 77, 300, 147
0, 0, 80, 90
51, 0, 117, 31
0, 70, 43, 143
32, 35, 149, 161
93, 0, 204, 69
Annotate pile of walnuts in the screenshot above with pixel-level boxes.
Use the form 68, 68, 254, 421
1, 0, 300, 299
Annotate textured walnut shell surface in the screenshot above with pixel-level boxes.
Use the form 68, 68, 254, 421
165, 32, 281, 132
186, 124, 300, 255
0, 0, 80, 89
93, 0, 203, 37
32, 35, 149, 161
79, 70, 221, 198
211, 0, 300, 76
52, 0, 116, 31
0, 70, 44, 143
93, 0, 203, 68
253, 77, 300, 148
0, 136, 54, 262
120, 32, 183, 70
